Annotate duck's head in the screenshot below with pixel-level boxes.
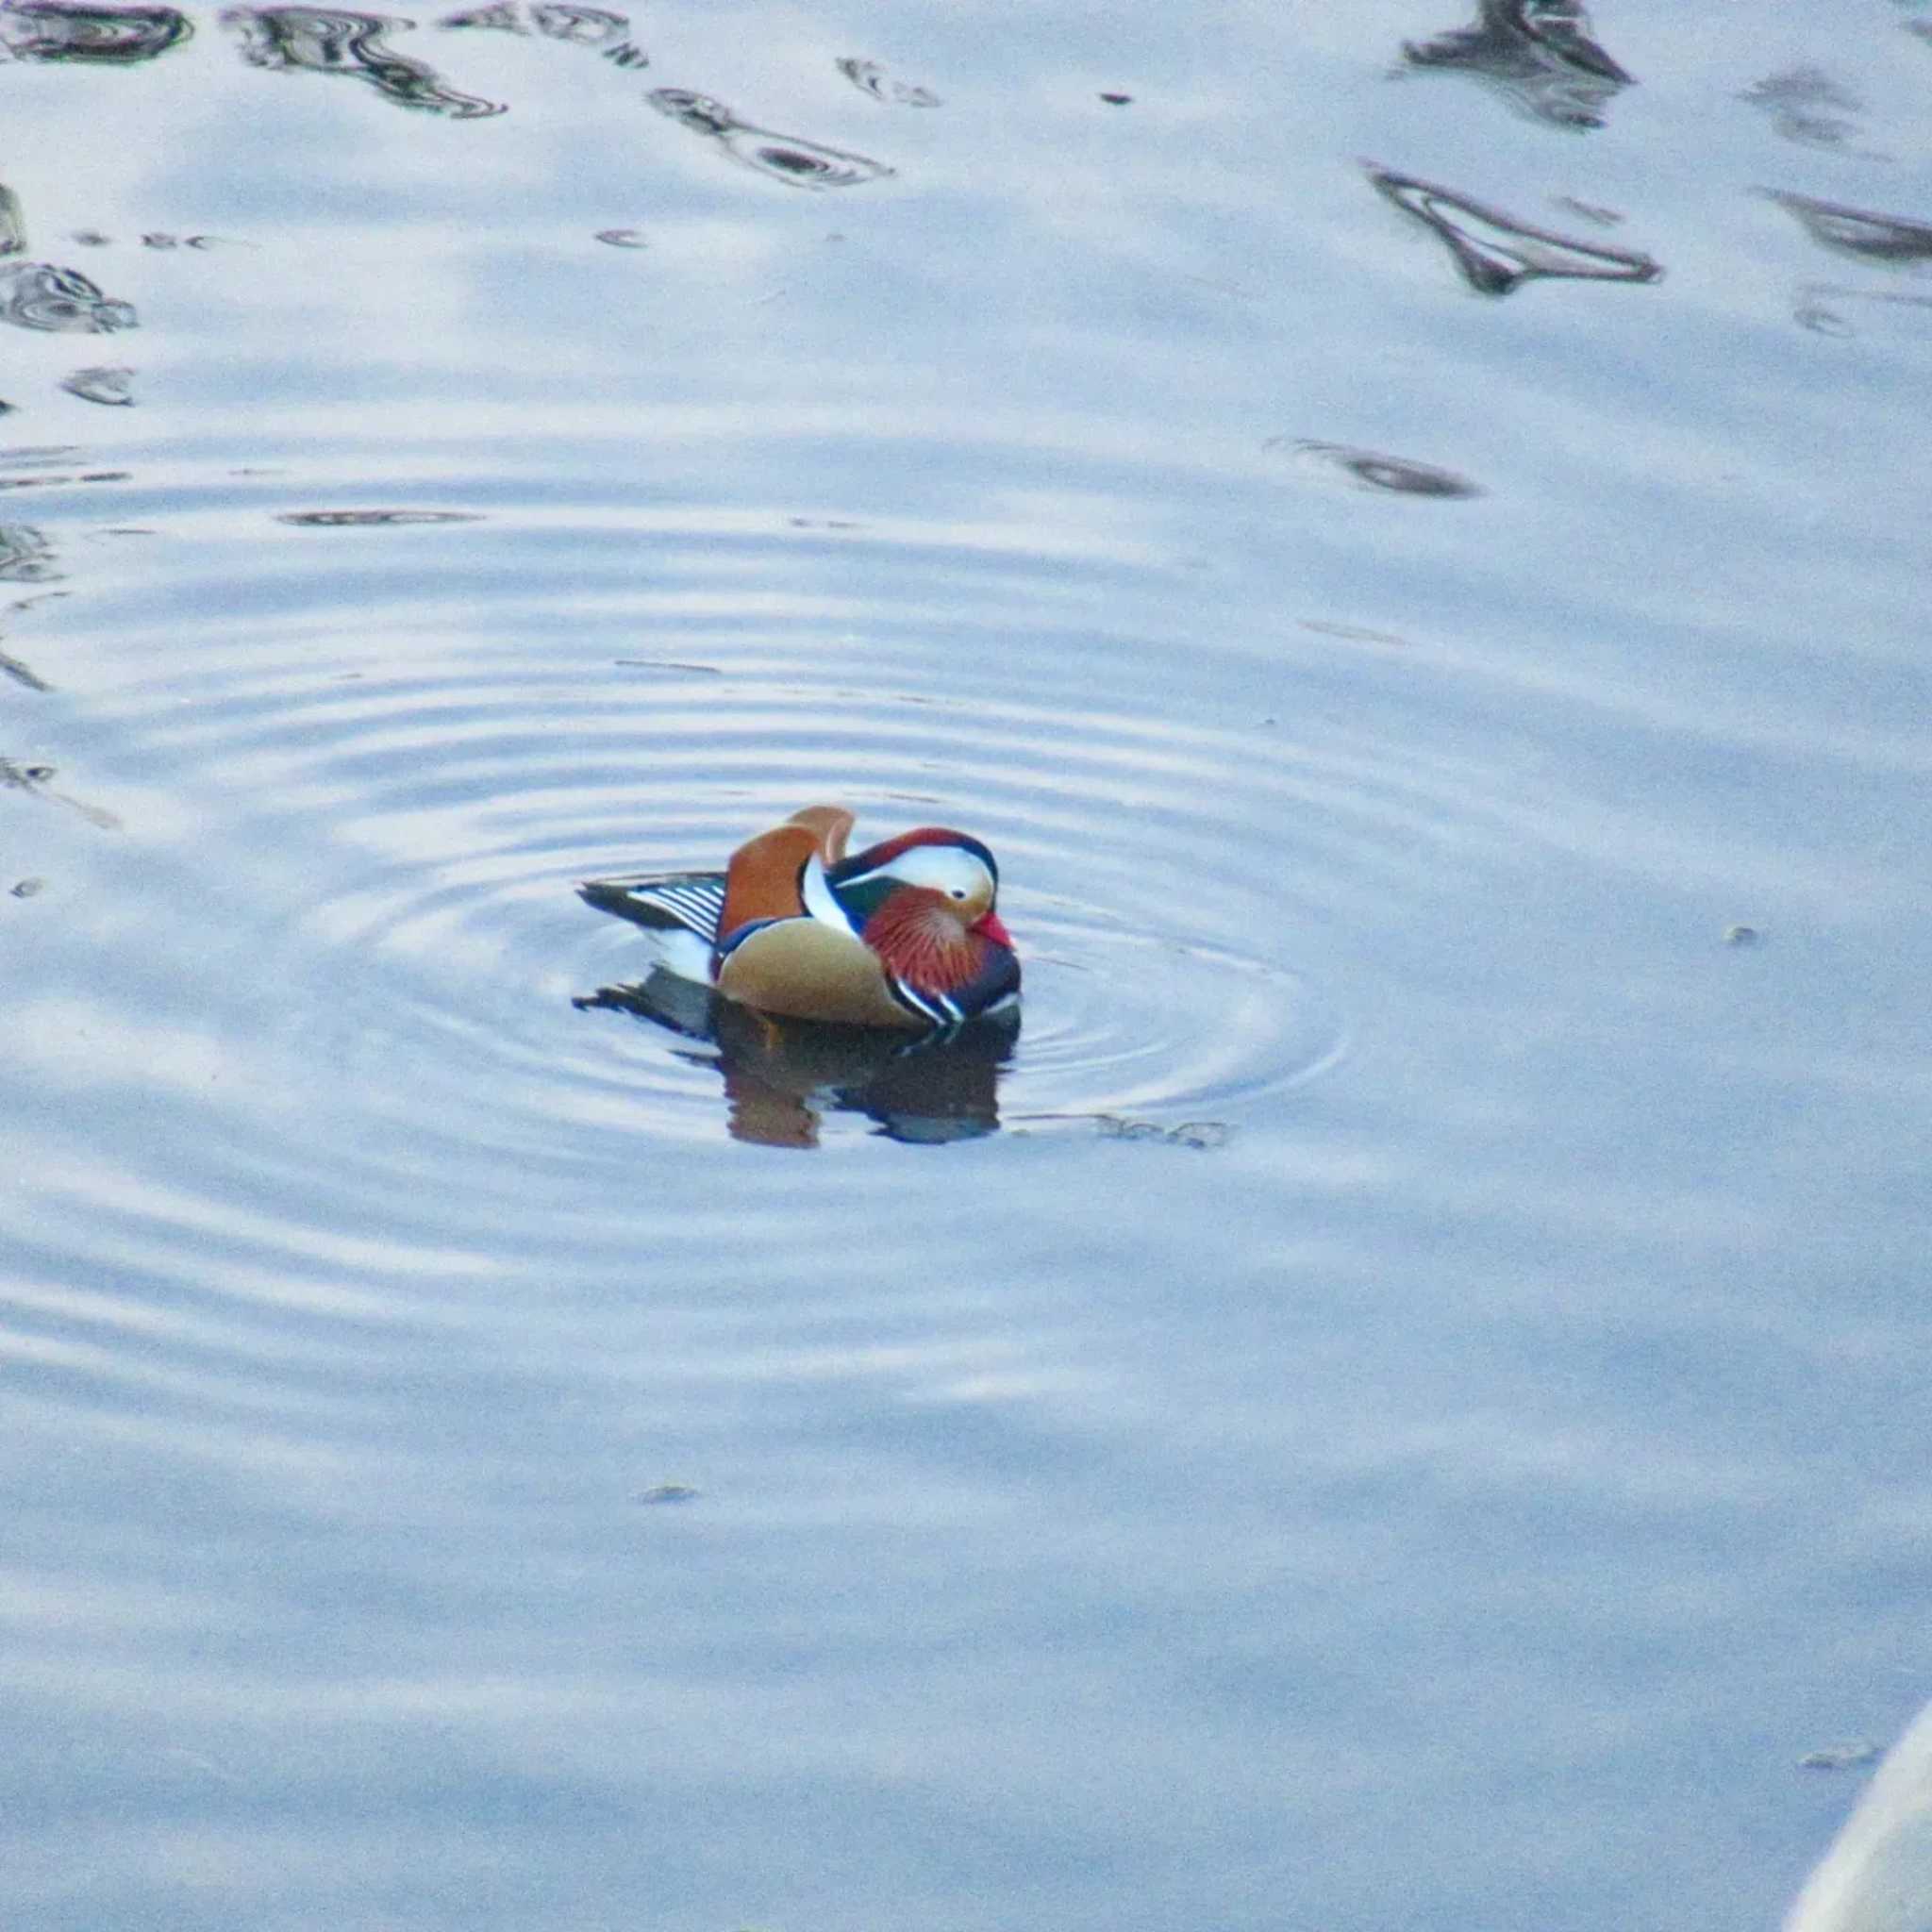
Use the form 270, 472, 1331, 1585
825, 827, 1012, 948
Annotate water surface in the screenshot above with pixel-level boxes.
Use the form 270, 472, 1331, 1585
5, 4, 1931, 1928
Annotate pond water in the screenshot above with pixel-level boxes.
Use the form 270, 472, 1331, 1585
4, 3, 1930, 1927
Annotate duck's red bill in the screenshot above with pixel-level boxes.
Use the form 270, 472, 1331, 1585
974, 910, 1014, 948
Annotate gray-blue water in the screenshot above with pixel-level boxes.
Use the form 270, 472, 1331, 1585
5, 4, 1930, 1926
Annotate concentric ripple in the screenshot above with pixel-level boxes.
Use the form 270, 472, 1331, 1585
106, 657, 1347, 1154
32, 478, 1396, 1160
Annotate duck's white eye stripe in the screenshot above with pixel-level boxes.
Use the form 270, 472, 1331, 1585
853, 847, 993, 896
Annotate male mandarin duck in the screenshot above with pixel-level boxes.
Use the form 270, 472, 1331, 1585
579, 805, 1019, 1029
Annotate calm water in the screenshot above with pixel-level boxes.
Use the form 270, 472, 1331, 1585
5, 3, 1931, 1927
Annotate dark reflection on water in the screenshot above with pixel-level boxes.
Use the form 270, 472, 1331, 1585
275, 508, 484, 525
440, 1, 643, 68
649, 88, 894, 191
1402, 0, 1633, 130
0, 648, 52, 692
126, 230, 249, 249
575, 972, 1015, 1147
0, 262, 135, 333
1740, 67, 1864, 151
1794, 281, 1932, 337
58, 364, 135, 407
439, 1, 627, 42
1551, 193, 1624, 228
0, 1, 192, 63
0, 525, 58, 583
0, 756, 119, 827
1010, 1110, 1231, 1148
1, 518, 73, 691
527, 4, 625, 44
1274, 438, 1483, 499
226, 6, 507, 118
0, 215, 136, 328
1368, 163, 1662, 294
1767, 188, 1932, 266
0, 183, 138, 335
0, 463, 129, 490
836, 56, 941, 108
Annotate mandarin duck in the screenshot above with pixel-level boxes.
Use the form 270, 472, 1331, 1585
579, 806, 1019, 1029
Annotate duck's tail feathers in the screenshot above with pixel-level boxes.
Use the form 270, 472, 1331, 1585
578, 871, 726, 940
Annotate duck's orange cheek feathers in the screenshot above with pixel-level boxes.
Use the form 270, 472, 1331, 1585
862, 896, 981, 991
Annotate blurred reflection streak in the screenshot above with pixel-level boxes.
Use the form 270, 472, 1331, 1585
0, 3, 192, 63
0, 528, 61, 689
275, 508, 481, 525
438, 1, 626, 41
62, 230, 251, 248
0, 446, 84, 469
1552, 194, 1623, 227
648, 89, 894, 191
1299, 617, 1411, 649
1010, 1111, 1230, 1149
1766, 189, 1932, 266
1367, 164, 1661, 295
224, 7, 507, 118
1794, 281, 1932, 337
0, 757, 121, 828
1740, 67, 1862, 150
575, 971, 1015, 1147
0, 525, 59, 583
529, 3, 624, 42
1271, 438, 1483, 499
1402, 0, 1632, 130
0, 647, 53, 691
836, 57, 941, 107
59, 365, 135, 406
440, 0, 524, 25
0, 466, 130, 491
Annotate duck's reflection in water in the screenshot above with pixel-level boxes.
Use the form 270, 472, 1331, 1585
576, 972, 1018, 1148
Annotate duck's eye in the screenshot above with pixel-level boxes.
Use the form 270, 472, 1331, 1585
949, 888, 966, 900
